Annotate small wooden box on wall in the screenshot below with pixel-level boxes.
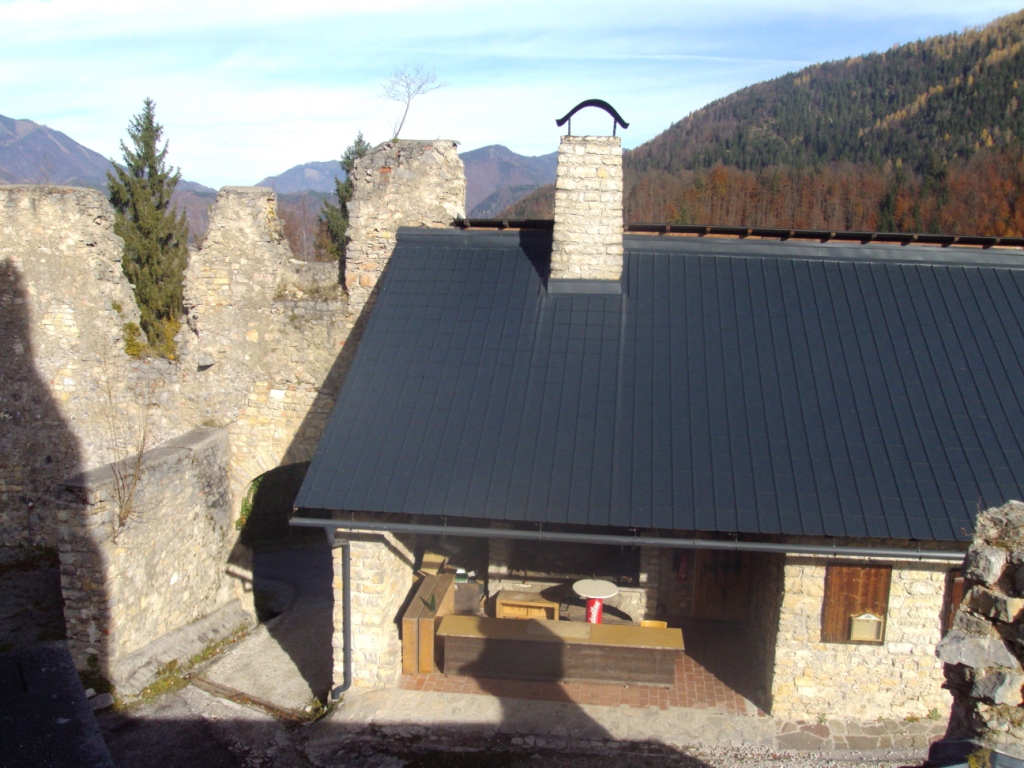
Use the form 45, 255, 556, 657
401, 573, 456, 674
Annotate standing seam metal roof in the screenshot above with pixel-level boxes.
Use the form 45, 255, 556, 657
295, 229, 1024, 542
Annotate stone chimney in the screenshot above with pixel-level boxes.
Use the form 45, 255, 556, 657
550, 135, 623, 282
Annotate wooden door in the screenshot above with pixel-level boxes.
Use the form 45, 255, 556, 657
692, 549, 752, 621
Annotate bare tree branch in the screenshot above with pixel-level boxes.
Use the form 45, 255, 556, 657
381, 64, 449, 139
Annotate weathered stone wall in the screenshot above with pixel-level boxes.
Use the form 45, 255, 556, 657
0, 186, 139, 546
333, 531, 417, 691
58, 427, 250, 694
178, 186, 349, 518
550, 135, 623, 281
344, 140, 465, 320
0, 184, 359, 688
771, 556, 950, 720
937, 501, 1024, 759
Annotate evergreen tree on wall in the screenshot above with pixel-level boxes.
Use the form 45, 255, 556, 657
107, 98, 189, 357
319, 132, 371, 262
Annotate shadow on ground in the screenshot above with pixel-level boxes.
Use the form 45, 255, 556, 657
96, 684, 728, 768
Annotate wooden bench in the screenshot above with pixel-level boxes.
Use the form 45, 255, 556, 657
437, 615, 684, 686
401, 573, 455, 674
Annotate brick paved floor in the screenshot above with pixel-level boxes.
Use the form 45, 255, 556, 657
399, 620, 763, 716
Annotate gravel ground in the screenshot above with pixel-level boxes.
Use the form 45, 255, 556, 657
302, 730, 924, 768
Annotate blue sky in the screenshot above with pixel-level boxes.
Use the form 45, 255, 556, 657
2, 0, 1022, 188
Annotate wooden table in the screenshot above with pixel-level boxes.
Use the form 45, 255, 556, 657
437, 615, 684, 686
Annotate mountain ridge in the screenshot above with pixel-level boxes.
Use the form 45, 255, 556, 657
502, 9, 1024, 236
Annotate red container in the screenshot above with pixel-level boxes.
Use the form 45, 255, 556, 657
586, 598, 604, 624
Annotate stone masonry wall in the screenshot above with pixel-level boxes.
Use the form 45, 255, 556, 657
771, 556, 950, 720
1, 184, 357, 684
0, 186, 140, 546
344, 140, 464, 321
58, 427, 248, 694
334, 531, 417, 691
937, 501, 1024, 759
178, 186, 349, 519
550, 135, 623, 281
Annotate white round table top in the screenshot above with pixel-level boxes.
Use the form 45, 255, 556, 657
572, 578, 619, 599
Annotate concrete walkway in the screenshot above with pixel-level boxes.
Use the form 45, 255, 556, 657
324, 687, 776, 749
192, 544, 334, 717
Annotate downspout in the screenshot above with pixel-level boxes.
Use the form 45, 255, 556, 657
325, 528, 352, 701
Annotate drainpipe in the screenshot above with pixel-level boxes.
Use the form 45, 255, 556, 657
325, 528, 352, 701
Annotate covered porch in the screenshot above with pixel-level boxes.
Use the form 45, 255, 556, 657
399, 618, 765, 716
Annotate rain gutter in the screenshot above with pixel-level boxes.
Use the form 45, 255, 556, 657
292, 516, 966, 563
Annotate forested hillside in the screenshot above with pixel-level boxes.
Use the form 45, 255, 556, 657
504, 10, 1024, 236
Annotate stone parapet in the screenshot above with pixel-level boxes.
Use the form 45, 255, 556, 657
344, 140, 465, 321
551, 135, 623, 281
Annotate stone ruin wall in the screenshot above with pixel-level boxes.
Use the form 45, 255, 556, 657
177, 186, 350, 519
937, 501, 1024, 760
1, 141, 466, 691
344, 140, 465, 321
1, 186, 142, 547
771, 556, 950, 722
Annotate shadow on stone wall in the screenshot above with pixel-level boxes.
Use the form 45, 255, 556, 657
0, 260, 85, 548
0, 261, 97, 676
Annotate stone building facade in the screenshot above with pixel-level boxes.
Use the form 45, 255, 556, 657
771, 558, 950, 720
0, 137, 972, 742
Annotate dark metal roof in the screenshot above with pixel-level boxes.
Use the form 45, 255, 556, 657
295, 228, 1024, 542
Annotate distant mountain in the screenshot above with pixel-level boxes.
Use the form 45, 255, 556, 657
256, 161, 342, 195
627, 9, 1024, 177
0, 113, 217, 239
459, 145, 557, 217
0, 114, 115, 187
501, 9, 1024, 237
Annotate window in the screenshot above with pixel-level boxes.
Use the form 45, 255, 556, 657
821, 563, 892, 644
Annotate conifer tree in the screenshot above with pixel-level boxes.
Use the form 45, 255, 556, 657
319, 132, 371, 262
107, 98, 189, 357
